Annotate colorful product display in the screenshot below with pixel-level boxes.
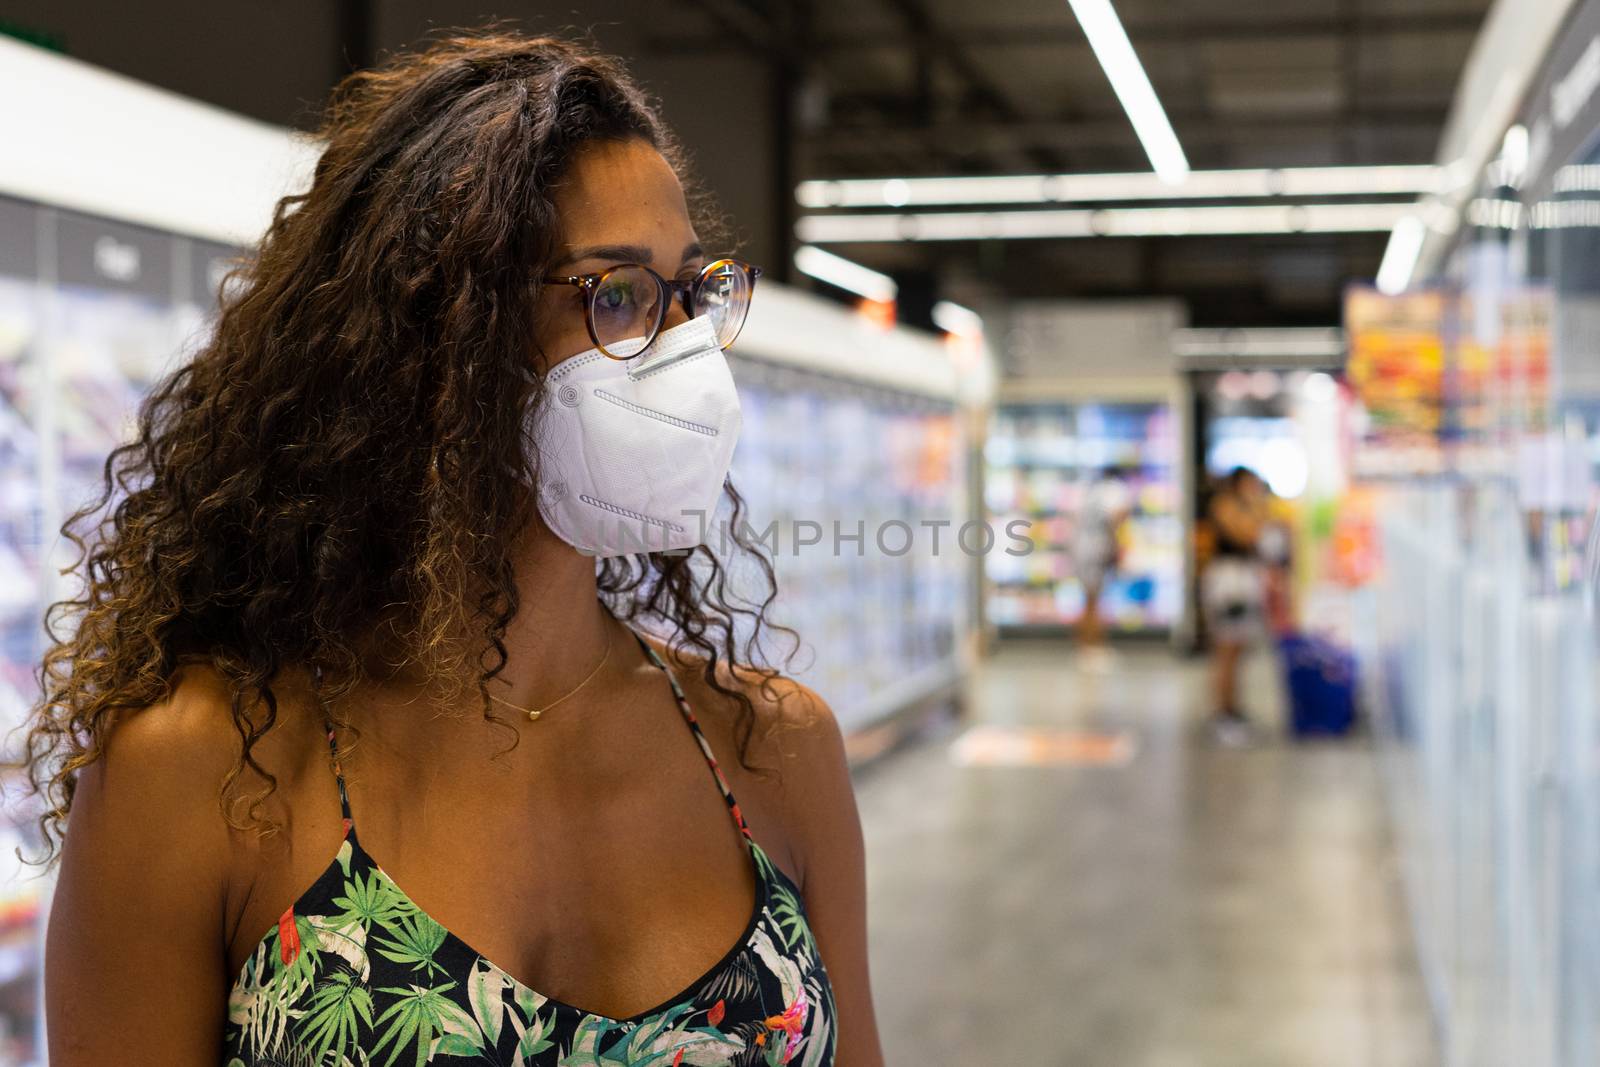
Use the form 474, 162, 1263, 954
983, 402, 1181, 630
0, 277, 43, 742
1344, 287, 1447, 443
0, 275, 44, 1066
46, 289, 194, 529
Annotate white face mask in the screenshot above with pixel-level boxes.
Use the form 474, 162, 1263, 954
529, 314, 742, 557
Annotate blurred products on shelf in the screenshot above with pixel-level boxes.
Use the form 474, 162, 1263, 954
983, 402, 1181, 632
727, 360, 972, 735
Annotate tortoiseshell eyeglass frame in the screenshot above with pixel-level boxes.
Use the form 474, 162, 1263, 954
542, 257, 763, 360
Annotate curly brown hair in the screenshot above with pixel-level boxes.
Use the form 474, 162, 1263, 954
15, 27, 792, 861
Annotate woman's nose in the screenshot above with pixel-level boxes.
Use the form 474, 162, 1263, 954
659, 292, 692, 332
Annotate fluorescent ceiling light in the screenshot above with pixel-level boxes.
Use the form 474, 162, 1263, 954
1276, 166, 1444, 197
932, 301, 984, 336
1376, 215, 1425, 295
1555, 164, 1600, 192
1064, 0, 1189, 183
795, 165, 1444, 209
793, 245, 898, 301
1530, 199, 1600, 229
795, 202, 1414, 243
1466, 197, 1523, 229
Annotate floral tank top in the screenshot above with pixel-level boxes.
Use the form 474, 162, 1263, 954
223, 627, 837, 1067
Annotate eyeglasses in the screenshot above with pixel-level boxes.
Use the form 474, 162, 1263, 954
543, 257, 763, 360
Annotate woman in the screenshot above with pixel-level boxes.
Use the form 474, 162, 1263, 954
1071, 466, 1132, 672
30, 31, 881, 1066
1200, 466, 1271, 745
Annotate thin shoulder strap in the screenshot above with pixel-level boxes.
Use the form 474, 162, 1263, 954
312, 663, 354, 832
626, 627, 754, 844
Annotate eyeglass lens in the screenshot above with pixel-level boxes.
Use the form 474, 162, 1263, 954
695, 260, 755, 350
587, 260, 756, 359
591, 266, 664, 359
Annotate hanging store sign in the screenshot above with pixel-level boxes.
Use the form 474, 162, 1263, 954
1519, 0, 1600, 203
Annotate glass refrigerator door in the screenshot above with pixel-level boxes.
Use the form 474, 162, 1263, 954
1537, 151, 1600, 1067
0, 273, 45, 1066
725, 360, 969, 735
0, 211, 235, 1064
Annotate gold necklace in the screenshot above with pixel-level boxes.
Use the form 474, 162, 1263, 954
488, 622, 614, 722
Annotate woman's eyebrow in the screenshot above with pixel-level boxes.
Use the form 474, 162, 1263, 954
553, 243, 654, 269
552, 241, 706, 271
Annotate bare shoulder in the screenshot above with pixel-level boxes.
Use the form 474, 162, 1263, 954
82, 663, 244, 825
48, 663, 328, 1057
645, 634, 855, 887
645, 633, 844, 765
66, 661, 329, 884
88, 663, 314, 812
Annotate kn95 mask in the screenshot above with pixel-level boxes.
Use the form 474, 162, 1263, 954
529, 315, 742, 557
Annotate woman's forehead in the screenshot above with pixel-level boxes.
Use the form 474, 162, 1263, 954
553, 140, 694, 258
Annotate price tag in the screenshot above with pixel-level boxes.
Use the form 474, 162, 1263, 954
188, 238, 247, 309
0, 197, 37, 281
56, 212, 171, 299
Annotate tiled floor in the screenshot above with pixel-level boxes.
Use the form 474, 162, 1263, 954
855, 640, 1437, 1067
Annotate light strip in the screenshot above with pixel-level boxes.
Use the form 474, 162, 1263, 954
1173, 328, 1345, 360
931, 301, 984, 336
796, 165, 1445, 209
1376, 215, 1426, 295
0, 35, 318, 245
1064, 0, 1189, 183
795, 202, 1415, 243
1555, 164, 1600, 192
792, 245, 898, 301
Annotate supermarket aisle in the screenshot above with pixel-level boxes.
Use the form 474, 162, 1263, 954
855, 641, 1435, 1067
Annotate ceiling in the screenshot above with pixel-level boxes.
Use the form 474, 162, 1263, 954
2, 0, 1495, 330
650, 0, 1493, 326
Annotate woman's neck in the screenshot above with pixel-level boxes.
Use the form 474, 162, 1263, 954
344, 523, 624, 725
493, 526, 617, 707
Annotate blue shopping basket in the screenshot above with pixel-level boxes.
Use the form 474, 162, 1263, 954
1278, 633, 1358, 737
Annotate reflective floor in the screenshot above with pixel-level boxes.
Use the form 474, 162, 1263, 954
856, 640, 1436, 1067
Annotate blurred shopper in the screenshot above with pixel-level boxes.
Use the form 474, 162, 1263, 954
1073, 466, 1133, 671
31, 32, 878, 1067
1201, 467, 1272, 744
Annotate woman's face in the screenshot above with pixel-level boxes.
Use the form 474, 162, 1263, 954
535, 138, 703, 370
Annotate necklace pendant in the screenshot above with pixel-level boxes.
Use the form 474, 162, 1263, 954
527, 709, 543, 722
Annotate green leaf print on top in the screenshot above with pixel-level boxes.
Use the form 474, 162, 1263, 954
220, 622, 838, 1066
374, 910, 450, 979
222, 830, 836, 1066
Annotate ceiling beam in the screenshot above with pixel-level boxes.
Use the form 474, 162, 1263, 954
679, 0, 809, 69
802, 106, 1450, 147
871, 0, 1064, 171
874, 0, 1015, 118
646, 10, 1485, 54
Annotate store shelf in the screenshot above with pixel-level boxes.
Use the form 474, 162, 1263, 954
983, 401, 1182, 632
